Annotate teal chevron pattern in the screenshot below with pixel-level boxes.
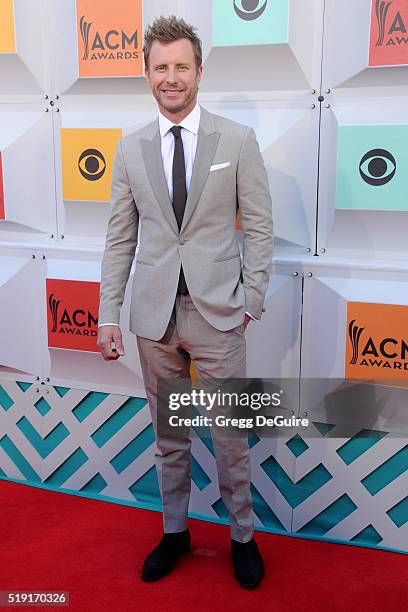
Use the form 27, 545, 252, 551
298, 494, 358, 536
337, 430, 388, 465
351, 524, 383, 546
0, 386, 13, 411
261, 454, 332, 508
17, 416, 70, 458
362, 445, 408, 496
0, 434, 41, 482
1, 382, 407, 553
387, 496, 408, 528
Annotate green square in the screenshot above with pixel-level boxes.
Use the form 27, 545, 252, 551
213, 0, 289, 47
336, 125, 408, 211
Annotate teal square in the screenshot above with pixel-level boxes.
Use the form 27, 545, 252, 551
336, 125, 408, 211
213, 0, 289, 47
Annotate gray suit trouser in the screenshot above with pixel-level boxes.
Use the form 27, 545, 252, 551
136, 295, 253, 543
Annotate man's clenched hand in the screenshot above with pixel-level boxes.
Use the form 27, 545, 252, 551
97, 325, 125, 361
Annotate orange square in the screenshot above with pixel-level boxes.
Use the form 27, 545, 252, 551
346, 302, 408, 385
0, 0, 16, 53
369, 0, 408, 67
47, 279, 100, 353
76, 0, 143, 77
61, 128, 122, 202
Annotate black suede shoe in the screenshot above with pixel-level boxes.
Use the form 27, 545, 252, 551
231, 538, 265, 588
141, 529, 191, 582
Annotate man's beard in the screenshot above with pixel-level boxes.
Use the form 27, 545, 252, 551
156, 86, 198, 115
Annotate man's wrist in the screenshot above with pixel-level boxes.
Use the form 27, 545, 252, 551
245, 311, 258, 321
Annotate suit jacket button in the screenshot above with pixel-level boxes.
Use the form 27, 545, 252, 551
178, 238, 185, 245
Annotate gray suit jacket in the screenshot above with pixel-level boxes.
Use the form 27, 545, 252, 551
99, 106, 273, 341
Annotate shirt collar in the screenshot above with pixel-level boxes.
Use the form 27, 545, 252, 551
159, 103, 201, 138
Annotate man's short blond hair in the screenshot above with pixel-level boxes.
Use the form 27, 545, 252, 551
143, 15, 202, 69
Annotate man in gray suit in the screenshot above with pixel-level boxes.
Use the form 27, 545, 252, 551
97, 15, 273, 588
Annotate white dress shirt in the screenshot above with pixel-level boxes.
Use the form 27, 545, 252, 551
159, 102, 200, 201
99, 103, 255, 327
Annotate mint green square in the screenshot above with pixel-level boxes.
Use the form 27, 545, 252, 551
213, 0, 289, 47
336, 125, 408, 211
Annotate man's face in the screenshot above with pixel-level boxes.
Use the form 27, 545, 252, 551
145, 38, 202, 120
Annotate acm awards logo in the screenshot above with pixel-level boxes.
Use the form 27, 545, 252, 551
359, 149, 397, 186
79, 15, 139, 62
48, 293, 98, 337
346, 303, 408, 383
233, 0, 268, 20
374, 0, 407, 48
348, 319, 408, 371
47, 280, 100, 353
76, 0, 143, 77
78, 148, 106, 181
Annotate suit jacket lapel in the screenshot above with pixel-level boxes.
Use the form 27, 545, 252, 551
141, 124, 179, 235
140, 109, 220, 235
181, 108, 220, 232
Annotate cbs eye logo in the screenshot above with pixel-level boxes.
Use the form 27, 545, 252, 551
78, 148, 106, 181
359, 149, 397, 186
233, 0, 268, 21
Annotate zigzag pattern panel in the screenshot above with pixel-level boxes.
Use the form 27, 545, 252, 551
1, 381, 407, 552
292, 422, 408, 551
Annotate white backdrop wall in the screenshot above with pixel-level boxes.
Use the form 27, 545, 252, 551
1, 0, 408, 553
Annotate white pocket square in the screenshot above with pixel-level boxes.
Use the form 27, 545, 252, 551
210, 162, 231, 172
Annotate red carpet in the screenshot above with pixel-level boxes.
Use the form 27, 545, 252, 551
0, 480, 406, 612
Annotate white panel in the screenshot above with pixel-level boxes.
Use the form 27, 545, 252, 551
0, 109, 43, 149
246, 261, 302, 380
50, 0, 79, 95
0, 256, 45, 377
289, 0, 324, 90
2, 113, 56, 235
14, 0, 49, 92
323, 0, 372, 89
58, 107, 155, 130
0, 0, 48, 97
203, 99, 319, 253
